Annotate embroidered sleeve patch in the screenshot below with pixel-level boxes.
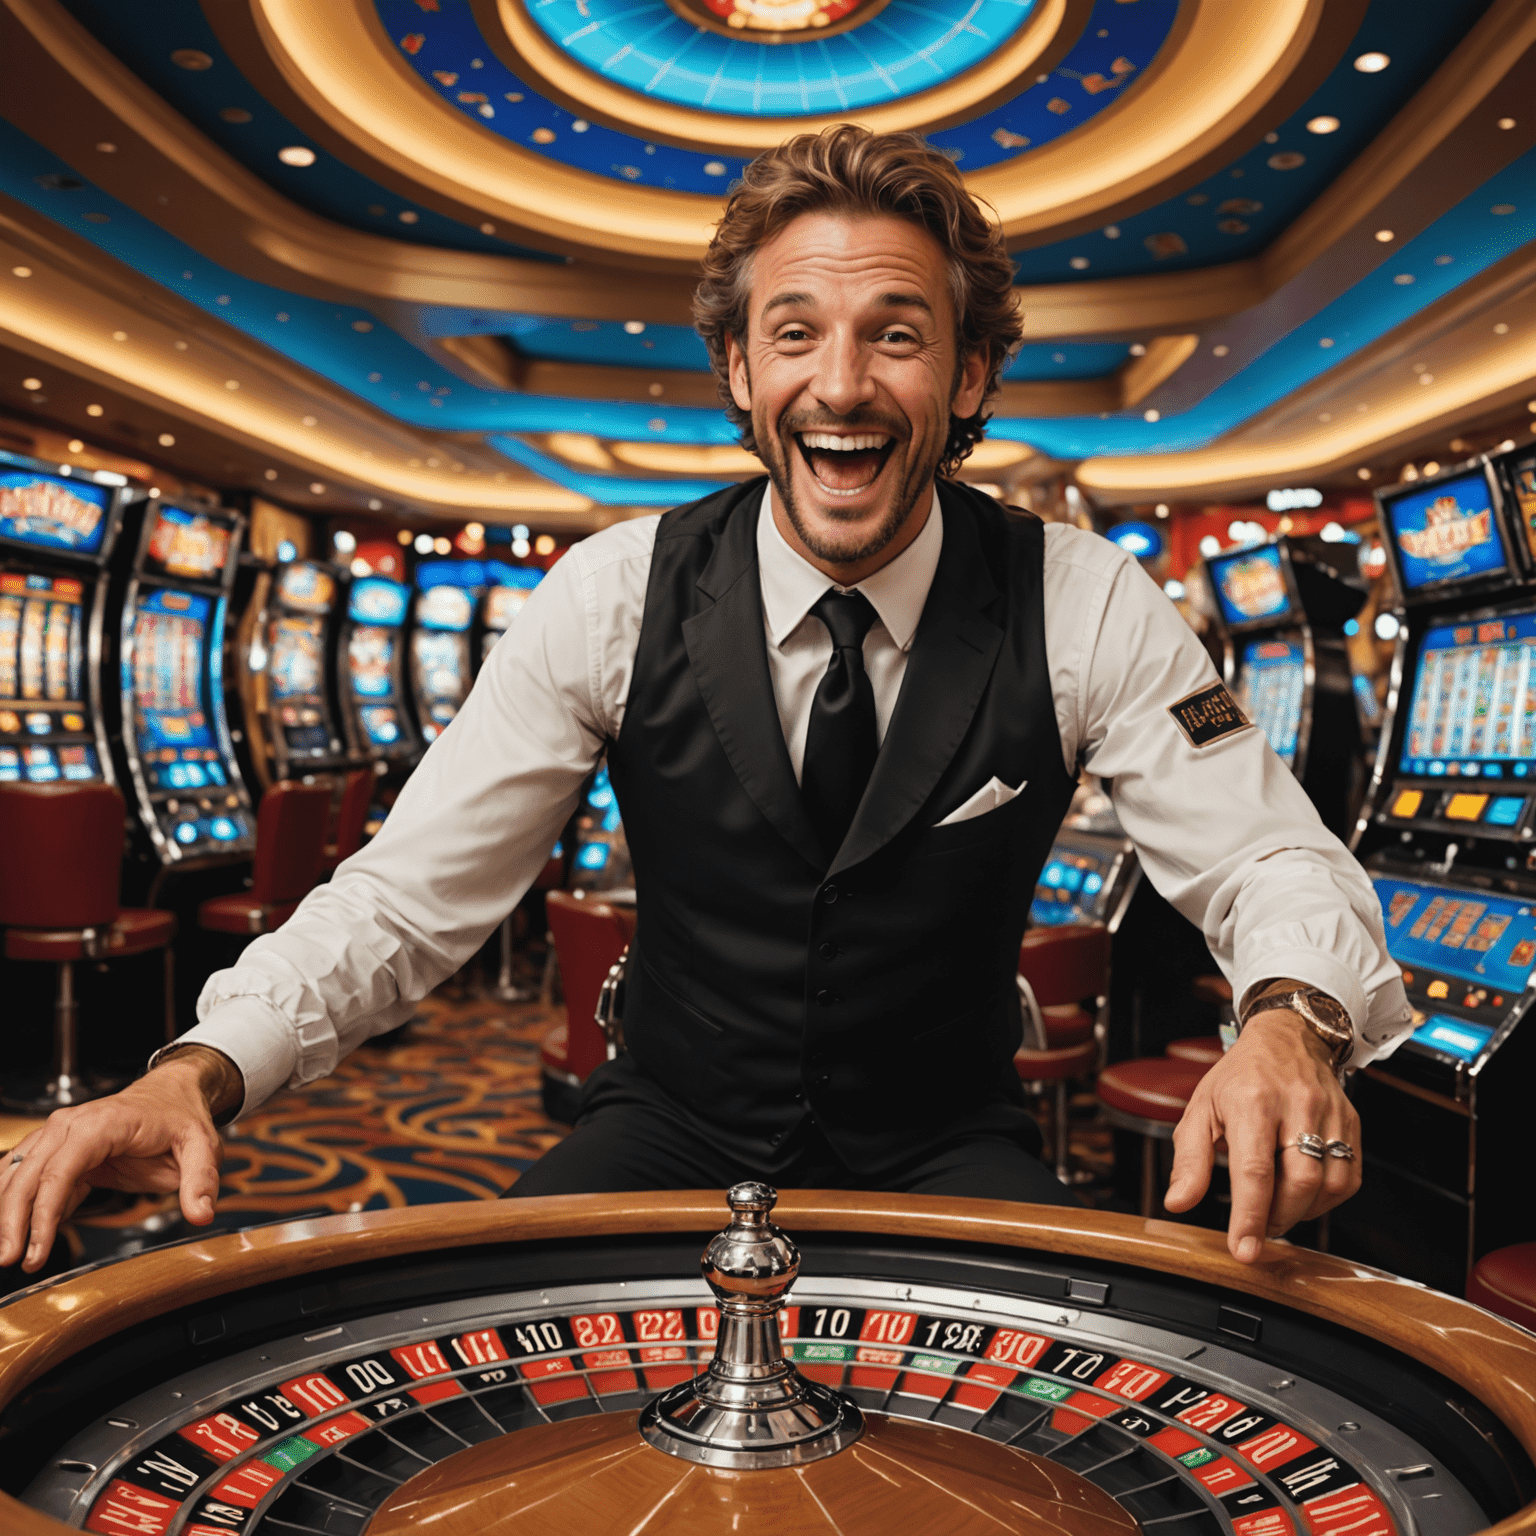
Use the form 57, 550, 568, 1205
1167, 682, 1253, 748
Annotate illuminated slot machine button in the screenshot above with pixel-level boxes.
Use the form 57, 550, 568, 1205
1425, 979, 1449, 1000
23, 746, 59, 781
24, 711, 50, 736
1444, 792, 1489, 822
174, 821, 201, 846
59, 746, 93, 781
0, 711, 18, 734
1390, 789, 1424, 819
1484, 795, 1526, 827
577, 841, 610, 871
0, 746, 19, 781
209, 816, 239, 841
206, 760, 226, 784
62, 712, 84, 731
166, 762, 189, 789
183, 762, 209, 788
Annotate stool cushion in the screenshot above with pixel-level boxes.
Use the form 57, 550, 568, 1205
1042, 1005, 1095, 1049
5, 907, 175, 962
1019, 924, 1110, 1009
198, 894, 299, 935
1468, 1243, 1536, 1332
1167, 1035, 1225, 1066
1192, 974, 1234, 1006
1014, 1039, 1098, 1082
1098, 1058, 1209, 1124
541, 1019, 570, 1072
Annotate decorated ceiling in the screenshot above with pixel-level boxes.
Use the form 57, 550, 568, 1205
0, 0, 1533, 524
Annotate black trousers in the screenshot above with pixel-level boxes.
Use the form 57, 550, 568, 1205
508, 1054, 1080, 1206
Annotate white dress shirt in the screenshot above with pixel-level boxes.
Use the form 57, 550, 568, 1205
188, 486, 1411, 1116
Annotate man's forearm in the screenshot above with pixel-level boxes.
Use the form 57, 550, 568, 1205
153, 1044, 245, 1126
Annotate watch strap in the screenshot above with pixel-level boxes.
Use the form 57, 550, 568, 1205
1240, 987, 1354, 1072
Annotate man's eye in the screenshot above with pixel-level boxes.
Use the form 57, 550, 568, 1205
881, 330, 918, 345
775, 327, 811, 343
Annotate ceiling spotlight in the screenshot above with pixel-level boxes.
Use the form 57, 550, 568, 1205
511, 538, 531, 558
413, 534, 433, 554
397, 529, 413, 546
86, 403, 103, 417
158, 432, 175, 447
535, 534, 557, 555
1354, 52, 1389, 73
1143, 408, 1161, 422
350, 558, 370, 578
465, 521, 485, 539
334, 530, 357, 554
95, 142, 116, 154
1495, 322, 1510, 334
1069, 257, 1090, 270
1357, 468, 1371, 479
512, 524, 530, 540
434, 536, 451, 555
11, 266, 32, 279
67, 439, 83, 453
1498, 117, 1516, 130
1212, 344, 1229, 357
1129, 343, 1147, 357
1498, 439, 1517, 453
1423, 461, 1441, 477
623, 321, 646, 335
1374, 229, 1394, 242
309, 481, 326, 494
22, 377, 40, 391
264, 468, 278, 480
368, 498, 382, 511
1306, 115, 1341, 135
1154, 503, 1169, 518
278, 146, 317, 167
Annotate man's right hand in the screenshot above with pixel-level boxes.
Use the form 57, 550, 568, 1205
0, 1045, 241, 1273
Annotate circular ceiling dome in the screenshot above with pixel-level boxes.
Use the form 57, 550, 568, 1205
525, 0, 1042, 116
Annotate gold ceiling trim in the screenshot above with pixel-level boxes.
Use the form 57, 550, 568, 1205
474, 0, 1083, 156
0, 205, 592, 520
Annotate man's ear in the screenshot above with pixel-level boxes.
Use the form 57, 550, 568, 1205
951, 346, 989, 420
726, 332, 752, 414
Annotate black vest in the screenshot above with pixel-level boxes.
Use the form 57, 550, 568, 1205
605, 477, 1078, 1172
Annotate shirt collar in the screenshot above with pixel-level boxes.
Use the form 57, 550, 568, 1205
756, 482, 942, 653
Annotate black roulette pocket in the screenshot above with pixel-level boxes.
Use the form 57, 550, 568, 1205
2, 1190, 1533, 1536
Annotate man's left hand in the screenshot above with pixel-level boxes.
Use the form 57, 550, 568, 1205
1163, 1011, 1360, 1263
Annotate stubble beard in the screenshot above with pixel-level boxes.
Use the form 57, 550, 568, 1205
757, 409, 945, 568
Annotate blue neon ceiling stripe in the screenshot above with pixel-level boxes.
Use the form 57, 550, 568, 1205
488, 435, 733, 504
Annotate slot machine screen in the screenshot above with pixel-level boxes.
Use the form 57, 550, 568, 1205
359, 705, 401, 747
1031, 848, 1112, 925
482, 564, 543, 657
1503, 451, 1536, 567
348, 577, 408, 627
0, 571, 97, 782
142, 503, 235, 582
348, 625, 395, 699
1236, 638, 1305, 765
276, 562, 336, 614
484, 585, 531, 629
1383, 468, 1508, 592
1375, 874, 1536, 1001
131, 589, 225, 792
269, 614, 331, 757
1399, 607, 1536, 779
417, 584, 474, 632
1208, 544, 1293, 628
0, 465, 111, 557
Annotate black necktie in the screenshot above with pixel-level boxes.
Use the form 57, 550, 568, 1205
801, 589, 879, 859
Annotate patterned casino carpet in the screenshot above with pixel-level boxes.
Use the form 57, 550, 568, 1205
53, 983, 1118, 1268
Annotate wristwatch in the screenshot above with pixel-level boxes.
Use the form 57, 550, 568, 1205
1239, 986, 1355, 1073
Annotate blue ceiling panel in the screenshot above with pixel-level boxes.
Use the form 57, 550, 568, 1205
1004, 343, 1129, 381
491, 434, 733, 504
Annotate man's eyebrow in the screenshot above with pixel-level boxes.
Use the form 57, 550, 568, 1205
762, 291, 813, 316
879, 292, 932, 313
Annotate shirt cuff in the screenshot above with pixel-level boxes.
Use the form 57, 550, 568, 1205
1235, 947, 1368, 1039
153, 998, 299, 1120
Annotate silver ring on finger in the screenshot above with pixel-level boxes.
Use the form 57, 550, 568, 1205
1325, 1139, 1355, 1161
1294, 1133, 1326, 1160
8, 1151, 22, 1166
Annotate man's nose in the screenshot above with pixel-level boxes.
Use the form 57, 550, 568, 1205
809, 330, 877, 417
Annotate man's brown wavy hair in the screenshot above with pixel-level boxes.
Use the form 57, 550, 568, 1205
693, 125, 1021, 479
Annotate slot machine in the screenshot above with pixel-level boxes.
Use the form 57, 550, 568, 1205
339, 574, 417, 765
116, 499, 256, 869
250, 560, 351, 782
479, 561, 544, 663
0, 451, 129, 787
569, 764, 632, 893
1341, 454, 1536, 1292
1031, 783, 1140, 932
1202, 537, 1366, 839
410, 560, 482, 744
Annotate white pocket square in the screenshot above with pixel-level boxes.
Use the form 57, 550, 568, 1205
936, 775, 1027, 826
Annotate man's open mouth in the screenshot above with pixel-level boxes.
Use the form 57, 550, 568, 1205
794, 431, 897, 497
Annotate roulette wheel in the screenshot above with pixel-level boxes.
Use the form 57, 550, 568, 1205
2, 1188, 1534, 1535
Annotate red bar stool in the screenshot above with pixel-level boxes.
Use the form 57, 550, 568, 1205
1167, 1036, 1224, 1066
1467, 1244, 1536, 1332
1015, 923, 1111, 1182
543, 890, 635, 1122
0, 783, 177, 1112
198, 781, 331, 936
321, 767, 374, 876
1097, 1057, 1211, 1217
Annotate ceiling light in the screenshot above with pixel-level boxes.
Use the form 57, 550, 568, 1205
1306, 116, 1340, 135
264, 468, 277, 480
479, 222, 495, 235
1498, 117, 1516, 130
1143, 409, 1160, 422
512, 538, 531, 558
1423, 461, 1441, 476
1129, 343, 1146, 357
11, 266, 31, 278
397, 529, 412, 545
1374, 229, 1394, 242
158, 432, 175, 447
278, 146, 317, 167
67, 439, 83, 452
512, 525, 530, 540
1495, 322, 1510, 334
1069, 257, 1090, 270
224, 379, 239, 389
1212, 343, 1230, 357
302, 415, 317, 427
1393, 273, 1414, 285
148, 487, 160, 499
95, 141, 116, 154
1357, 468, 1371, 479
1498, 439, 1517, 453
1319, 337, 1334, 348
350, 558, 370, 578
22, 377, 40, 391
535, 534, 557, 555
414, 533, 433, 554
1154, 503, 1169, 518
434, 536, 451, 555
465, 522, 485, 539
86, 403, 103, 417
368, 499, 382, 512
1354, 52, 1389, 73
309, 481, 326, 494
1198, 535, 1220, 558
624, 321, 645, 335
334, 530, 357, 554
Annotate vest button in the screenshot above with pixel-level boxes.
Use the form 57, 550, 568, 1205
816, 989, 839, 1007
818, 942, 837, 960
821, 885, 838, 904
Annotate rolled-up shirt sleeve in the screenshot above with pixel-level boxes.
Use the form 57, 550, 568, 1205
1048, 527, 1411, 1064
174, 518, 657, 1116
